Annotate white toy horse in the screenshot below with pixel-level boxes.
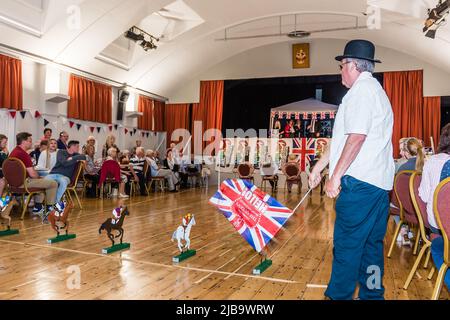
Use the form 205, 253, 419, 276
172, 214, 196, 252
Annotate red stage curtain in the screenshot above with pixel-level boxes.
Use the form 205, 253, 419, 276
165, 104, 190, 147
199, 81, 224, 152
423, 96, 441, 151
0, 54, 23, 110
137, 95, 153, 131
68, 74, 112, 124
191, 103, 204, 152
384, 70, 423, 157
153, 100, 166, 132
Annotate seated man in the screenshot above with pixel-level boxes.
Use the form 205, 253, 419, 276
46, 140, 86, 204
130, 147, 148, 196
9, 132, 58, 216
147, 150, 178, 192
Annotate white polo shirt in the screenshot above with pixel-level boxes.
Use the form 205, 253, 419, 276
329, 72, 395, 191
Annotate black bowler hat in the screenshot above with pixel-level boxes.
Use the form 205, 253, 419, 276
335, 39, 381, 63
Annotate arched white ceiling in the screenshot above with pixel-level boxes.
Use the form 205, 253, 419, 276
0, 0, 449, 98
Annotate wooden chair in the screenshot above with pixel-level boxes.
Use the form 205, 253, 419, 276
2, 157, 47, 220
387, 170, 420, 258
430, 176, 450, 300
237, 163, 254, 184
261, 175, 278, 191
283, 163, 302, 194
149, 176, 165, 192
64, 161, 85, 209
403, 172, 437, 289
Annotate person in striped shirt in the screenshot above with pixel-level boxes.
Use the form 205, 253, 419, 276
130, 147, 148, 196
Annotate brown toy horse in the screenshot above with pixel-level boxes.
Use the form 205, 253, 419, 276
0, 198, 18, 230
99, 206, 129, 246
47, 201, 73, 237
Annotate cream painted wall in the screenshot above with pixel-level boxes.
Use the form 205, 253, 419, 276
5, 59, 165, 155
168, 38, 450, 103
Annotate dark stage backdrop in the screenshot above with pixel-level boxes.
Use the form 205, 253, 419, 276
442, 96, 450, 129
222, 73, 384, 136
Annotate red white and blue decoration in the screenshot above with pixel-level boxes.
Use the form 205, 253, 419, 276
292, 138, 316, 171
209, 179, 293, 253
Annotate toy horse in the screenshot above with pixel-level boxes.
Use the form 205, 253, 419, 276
47, 201, 73, 237
0, 196, 18, 230
99, 206, 129, 247
172, 214, 196, 252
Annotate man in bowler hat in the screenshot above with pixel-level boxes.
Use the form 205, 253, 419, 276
309, 40, 395, 300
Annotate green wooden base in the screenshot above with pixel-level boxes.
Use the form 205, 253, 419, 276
173, 249, 196, 263
0, 229, 19, 237
102, 243, 130, 254
47, 234, 76, 244
253, 259, 272, 275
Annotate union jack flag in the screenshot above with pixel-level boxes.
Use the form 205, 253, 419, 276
292, 138, 316, 171
209, 179, 293, 253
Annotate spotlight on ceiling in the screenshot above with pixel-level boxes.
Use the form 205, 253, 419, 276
287, 30, 311, 39
140, 40, 157, 51
125, 27, 145, 42
423, 0, 450, 39
124, 26, 160, 51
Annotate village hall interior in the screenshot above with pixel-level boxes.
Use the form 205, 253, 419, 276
1, 0, 450, 302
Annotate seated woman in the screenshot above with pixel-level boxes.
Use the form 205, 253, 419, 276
419, 123, 450, 234
35, 138, 58, 176
423, 123, 450, 290
163, 149, 180, 180
393, 137, 426, 246
105, 147, 127, 198
84, 145, 101, 198
0, 134, 9, 196
398, 137, 425, 172
146, 150, 178, 192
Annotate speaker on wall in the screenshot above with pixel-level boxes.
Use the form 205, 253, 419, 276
116, 89, 130, 121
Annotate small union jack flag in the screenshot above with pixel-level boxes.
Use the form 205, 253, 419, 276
292, 138, 316, 171
209, 179, 293, 253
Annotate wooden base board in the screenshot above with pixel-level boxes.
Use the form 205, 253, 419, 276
47, 234, 76, 244
0, 229, 19, 237
173, 249, 196, 263
102, 243, 131, 254
253, 259, 272, 275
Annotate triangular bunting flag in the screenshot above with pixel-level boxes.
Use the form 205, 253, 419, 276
20, 111, 26, 119
124, 129, 128, 134
114, 124, 118, 130
97, 127, 101, 133
9, 111, 16, 119
69, 121, 75, 128
34, 111, 41, 118
44, 119, 49, 126
146, 133, 149, 138
90, 127, 95, 133
133, 128, 137, 134
108, 125, 113, 132
76, 124, 82, 131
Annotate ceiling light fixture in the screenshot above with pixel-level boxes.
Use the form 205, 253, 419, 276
124, 26, 160, 51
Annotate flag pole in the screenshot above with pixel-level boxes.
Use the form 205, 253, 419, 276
292, 188, 312, 213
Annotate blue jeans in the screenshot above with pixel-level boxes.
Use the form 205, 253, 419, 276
45, 174, 71, 203
325, 175, 389, 300
431, 236, 450, 288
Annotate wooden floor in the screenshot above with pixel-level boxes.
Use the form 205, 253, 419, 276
0, 185, 448, 300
